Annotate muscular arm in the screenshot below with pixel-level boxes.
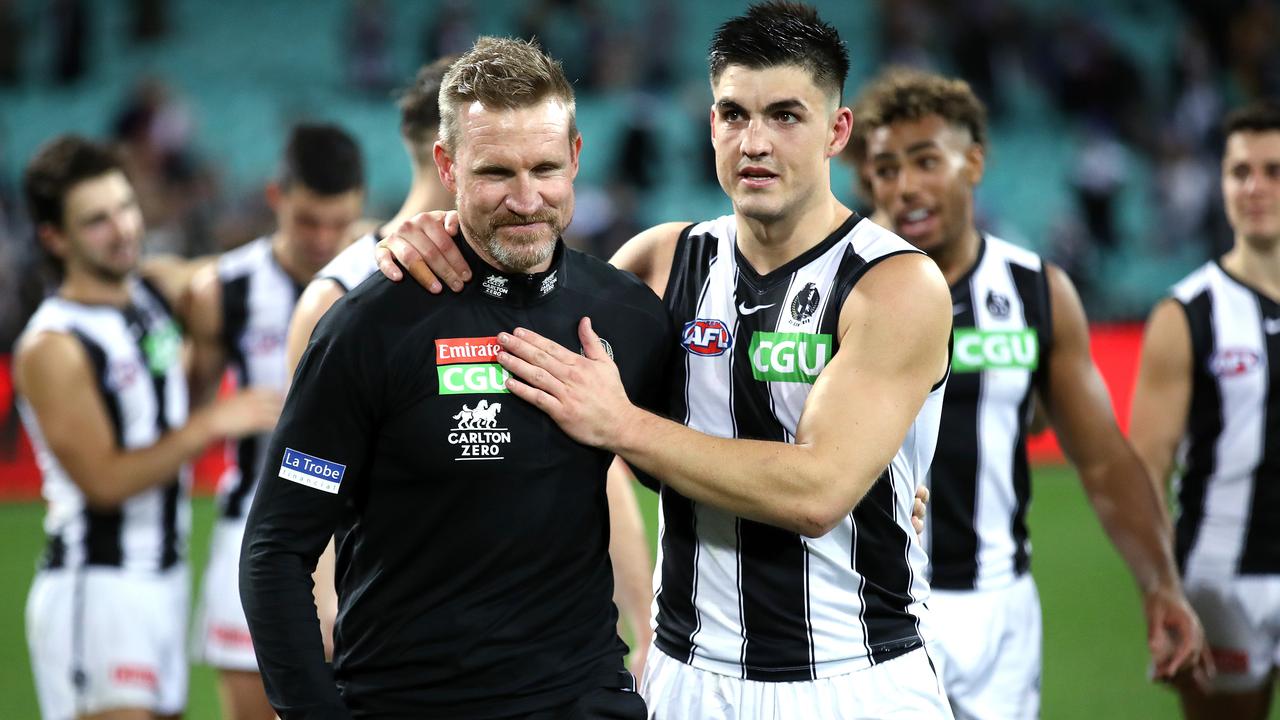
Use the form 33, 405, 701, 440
14, 331, 273, 508
501, 254, 951, 537
183, 263, 228, 406
285, 279, 346, 382
606, 458, 654, 671
1128, 299, 1193, 510
1041, 266, 1179, 593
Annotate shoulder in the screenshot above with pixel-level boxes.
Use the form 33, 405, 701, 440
567, 249, 669, 329
1169, 261, 1219, 305
609, 221, 696, 296
842, 251, 950, 333
315, 270, 443, 344
318, 234, 378, 291
14, 323, 93, 391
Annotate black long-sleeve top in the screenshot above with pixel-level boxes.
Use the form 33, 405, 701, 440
240, 238, 672, 719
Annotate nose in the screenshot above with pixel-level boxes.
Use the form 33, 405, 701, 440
740, 118, 771, 159
897, 164, 923, 201
505, 173, 542, 216
109, 207, 139, 241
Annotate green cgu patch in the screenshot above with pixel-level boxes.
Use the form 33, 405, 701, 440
951, 329, 1038, 372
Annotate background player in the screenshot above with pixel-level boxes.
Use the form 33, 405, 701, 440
185, 123, 365, 720
845, 67, 1208, 719
16, 136, 277, 720
1130, 100, 1280, 720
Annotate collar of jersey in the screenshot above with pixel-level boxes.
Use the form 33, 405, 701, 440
458, 233, 567, 306
732, 212, 860, 292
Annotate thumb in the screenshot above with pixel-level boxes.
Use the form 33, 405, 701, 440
579, 317, 609, 361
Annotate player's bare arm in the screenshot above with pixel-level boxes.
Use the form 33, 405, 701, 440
285, 278, 347, 381
14, 331, 279, 508
374, 211, 686, 298
1039, 265, 1208, 682
183, 263, 231, 406
496, 252, 951, 538
1129, 298, 1195, 510
139, 253, 216, 309
605, 458, 654, 675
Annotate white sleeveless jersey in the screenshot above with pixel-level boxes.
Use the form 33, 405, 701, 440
17, 278, 191, 572
926, 234, 1053, 591
215, 236, 303, 519
317, 232, 379, 292
1171, 260, 1280, 577
653, 214, 945, 681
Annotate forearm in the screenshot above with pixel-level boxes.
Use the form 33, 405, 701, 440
606, 464, 654, 642
1079, 450, 1180, 595
74, 415, 215, 508
241, 495, 349, 717
611, 408, 874, 537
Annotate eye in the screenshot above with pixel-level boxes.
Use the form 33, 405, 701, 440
1231, 165, 1250, 181
918, 156, 940, 170
722, 108, 743, 122
776, 111, 798, 124
874, 165, 898, 181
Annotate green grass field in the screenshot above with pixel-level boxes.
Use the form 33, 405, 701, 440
0, 466, 1274, 719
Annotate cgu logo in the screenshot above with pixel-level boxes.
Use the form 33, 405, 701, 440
748, 331, 832, 384
952, 329, 1038, 372
682, 319, 733, 356
438, 363, 510, 395
1210, 348, 1260, 378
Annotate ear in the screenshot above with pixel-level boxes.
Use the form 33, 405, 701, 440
433, 141, 458, 195
827, 106, 853, 158
963, 142, 986, 185
709, 105, 717, 140
37, 223, 69, 261
265, 182, 283, 212
568, 134, 583, 180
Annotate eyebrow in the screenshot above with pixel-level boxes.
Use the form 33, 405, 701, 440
715, 98, 809, 114
870, 140, 941, 162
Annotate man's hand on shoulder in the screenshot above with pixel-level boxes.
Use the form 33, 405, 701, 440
375, 211, 468, 292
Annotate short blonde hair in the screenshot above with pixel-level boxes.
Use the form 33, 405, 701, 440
438, 37, 578, 151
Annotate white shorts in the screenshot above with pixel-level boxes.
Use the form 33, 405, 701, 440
193, 518, 257, 671
640, 644, 953, 719
930, 573, 1041, 720
26, 565, 189, 719
1182, 568, 1280, 692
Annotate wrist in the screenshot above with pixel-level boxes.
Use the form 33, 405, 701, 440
607, 404, 649, 456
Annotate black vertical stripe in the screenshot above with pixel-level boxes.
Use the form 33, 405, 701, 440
71, 330, 125, 567
852, 468, 923, 662
1176, 291, 1220, 571
1239, 298, 1280, 573
654, 225, 714, 664
731, 272, 811, 681
930, 282, 982, 590
816, 245, 868, 341
1008, 263, 1049, 575
220, 274, 254, 519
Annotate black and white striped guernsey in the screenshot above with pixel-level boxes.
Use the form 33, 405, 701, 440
216, 236, 303, 520
653, 213, 944, 681
1171, 260, 1280, 577
925, 234, 1052, 591
316, 232, 378, 293
16, 278, 191, 572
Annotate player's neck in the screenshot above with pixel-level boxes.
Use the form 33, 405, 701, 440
1223, 236, 1280, 301
59, 269, 131, 307
932, 227, 983, 286
379, 176, 453, 238
269, 234, 314, 286
734, 194, 851, 275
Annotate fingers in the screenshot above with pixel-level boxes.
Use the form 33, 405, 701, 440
915, 485, 930, 504
406, 211, 472, 292
378, 233, 439, 292
374, 241, 403, 282
497, 342, 568, 398
503, 373, 561, 415
578, 317, 610, 362
508, 327, 582, 366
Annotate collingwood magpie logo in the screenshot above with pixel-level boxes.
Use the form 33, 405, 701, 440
483, 275, 509, 298
790, 283, 821, 324
986, 290, 1011, 319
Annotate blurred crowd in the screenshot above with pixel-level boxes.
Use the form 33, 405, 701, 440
1, 0, 1279, 350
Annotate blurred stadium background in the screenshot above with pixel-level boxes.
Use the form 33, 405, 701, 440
0, 0, 1277, 717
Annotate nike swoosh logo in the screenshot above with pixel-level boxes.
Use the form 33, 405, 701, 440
1266, 318, 1280, 335
952, 303, 967, 316
738, 302, 776, 316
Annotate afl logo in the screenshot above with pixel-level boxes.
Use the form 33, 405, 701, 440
1210, 348, 1261, 378
682, 319, 733, 356
790, 283, 821, 324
